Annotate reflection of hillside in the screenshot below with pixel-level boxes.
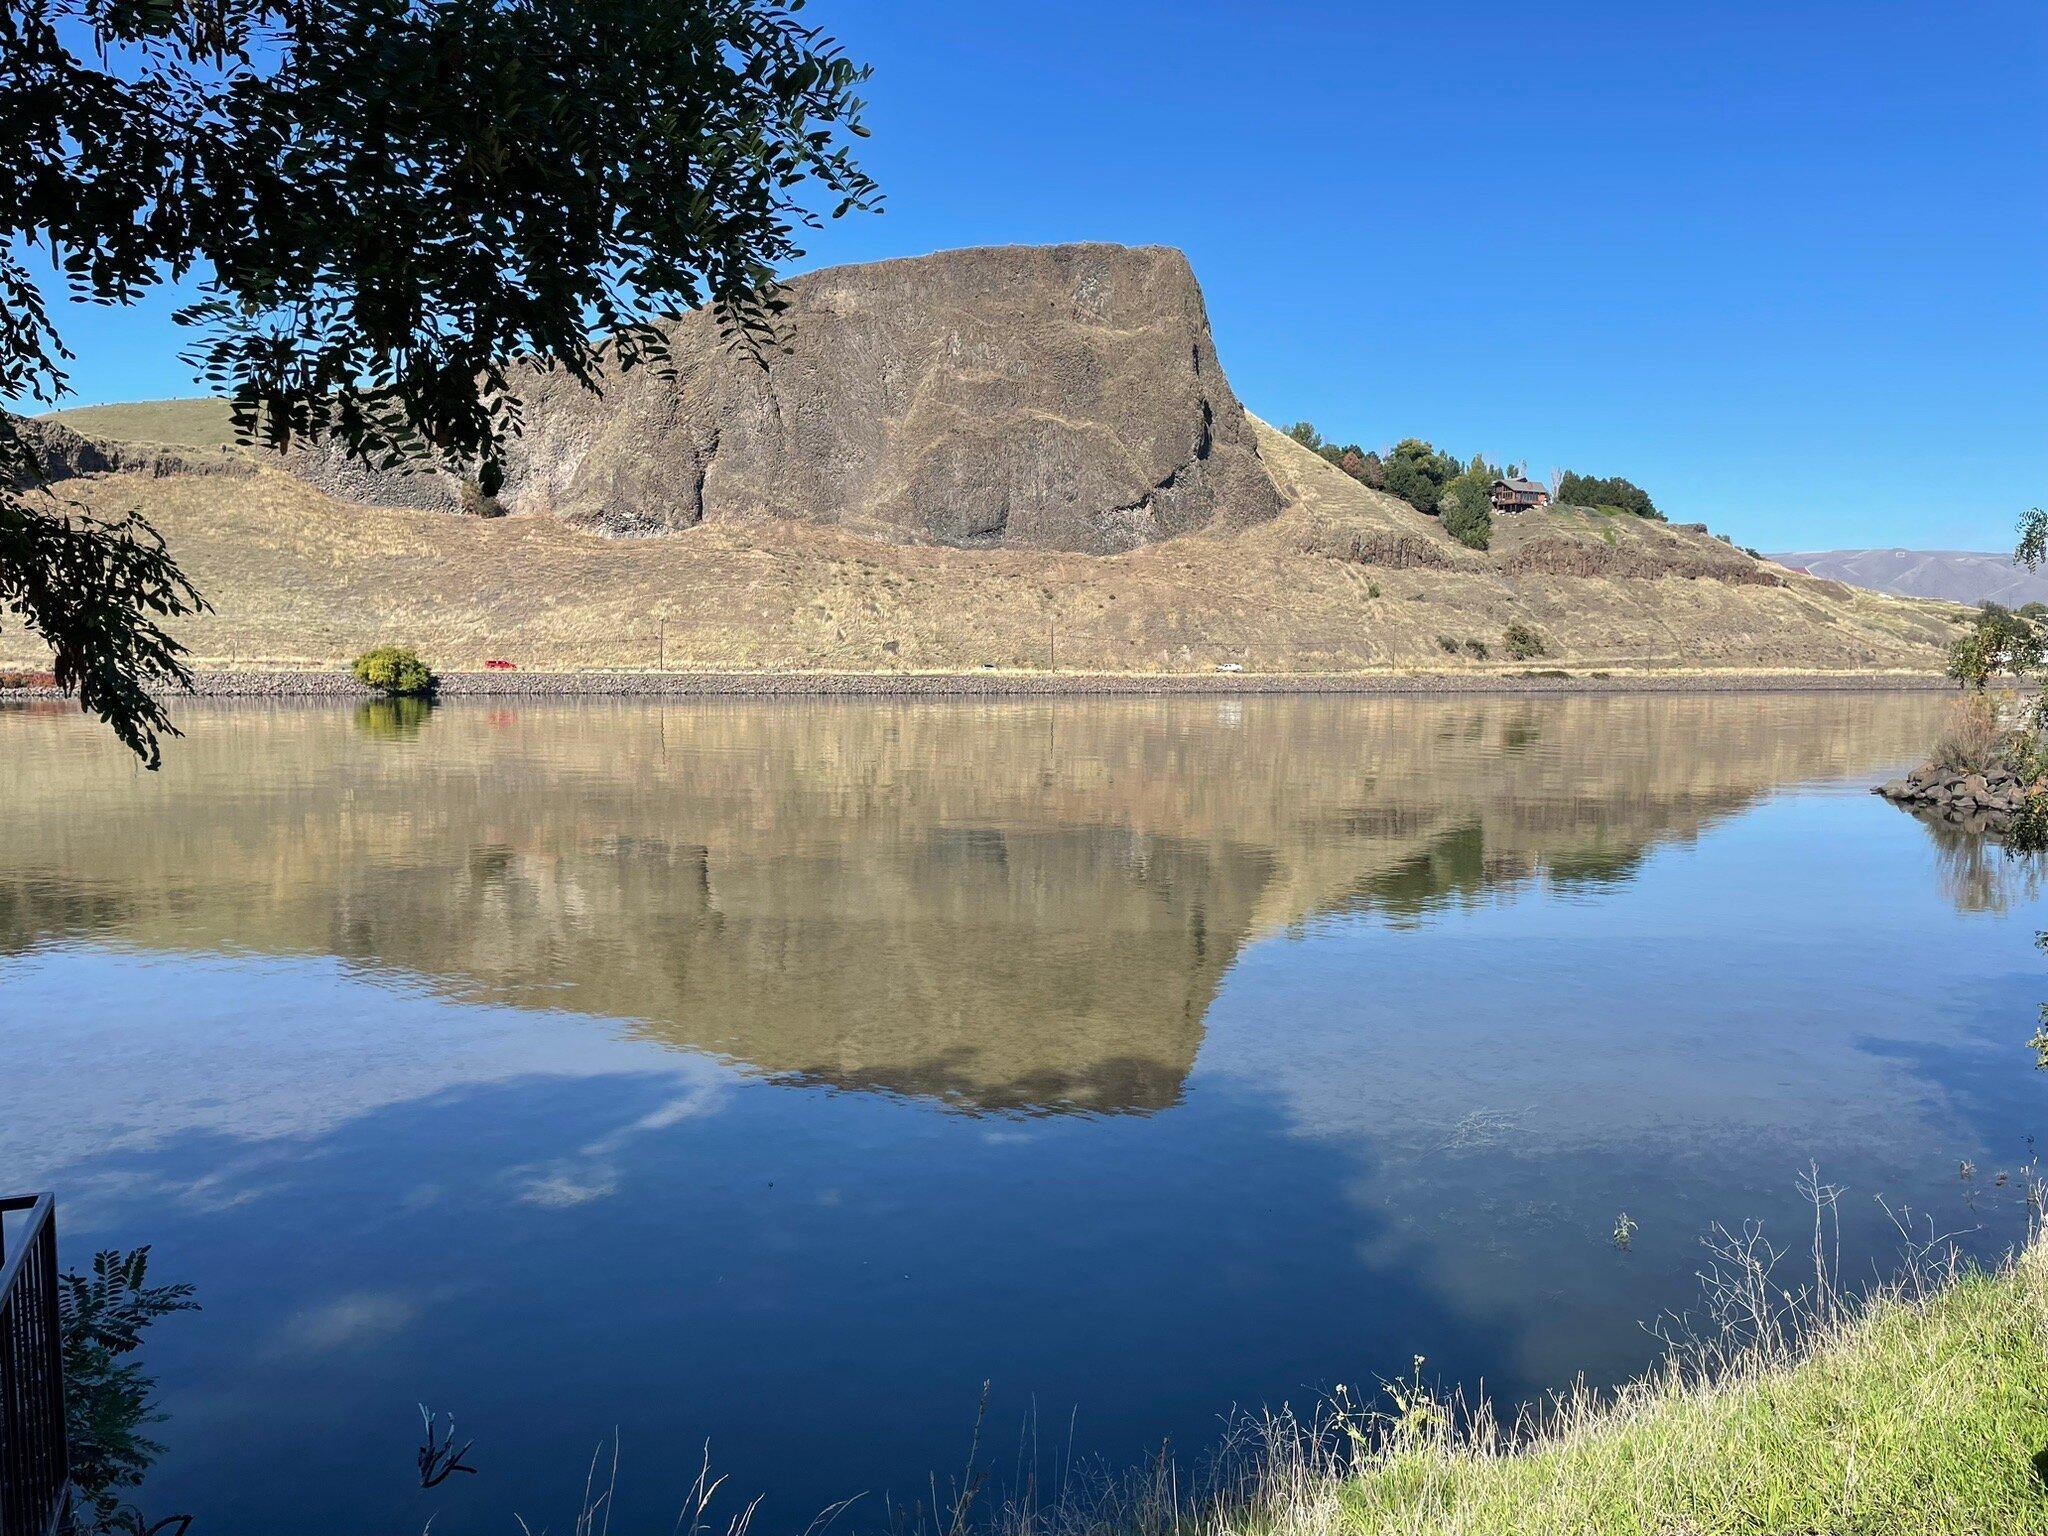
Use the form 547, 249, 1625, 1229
0, 694, 1942, 1112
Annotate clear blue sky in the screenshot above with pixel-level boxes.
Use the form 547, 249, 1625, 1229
32, 0, 2047, 551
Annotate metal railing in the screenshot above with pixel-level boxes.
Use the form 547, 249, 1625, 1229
0, 1194, 67, 1536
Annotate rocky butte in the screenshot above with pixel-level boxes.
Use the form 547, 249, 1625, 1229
11, 243, 1960, 676
289, 243, 1281, 554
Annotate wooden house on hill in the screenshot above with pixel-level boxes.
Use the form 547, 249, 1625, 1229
1489, 476, 1551, 514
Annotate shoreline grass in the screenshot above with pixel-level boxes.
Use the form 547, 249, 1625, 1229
1310, 1239, 2048, 1534
540, 1207, 2048, 1536
900, 1195, 2048, 1536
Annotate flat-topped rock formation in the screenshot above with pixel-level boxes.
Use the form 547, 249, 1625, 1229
19, 244, 1964, 677
288, 243, 1281, 554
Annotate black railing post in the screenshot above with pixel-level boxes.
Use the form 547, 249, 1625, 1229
0, 1195, 68, 1536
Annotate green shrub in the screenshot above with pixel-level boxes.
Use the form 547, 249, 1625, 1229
1436, 635, 1459, 654
1439, 472, 1493, 550
352, 644, 436, 697
1504, 622, 1547, 660
1463, 638, 1490, 660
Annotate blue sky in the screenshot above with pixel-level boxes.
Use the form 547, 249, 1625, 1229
31, 0, 2046, 551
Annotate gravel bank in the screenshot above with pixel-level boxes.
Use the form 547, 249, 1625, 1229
0, 669, 1953, 702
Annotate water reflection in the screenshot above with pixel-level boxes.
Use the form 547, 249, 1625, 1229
355, 696, 435, 739
0, 695, 1945, 1115
1916, 817, 2048, 914
8, 691, 2043, 1536
0, 694, 1940, 1110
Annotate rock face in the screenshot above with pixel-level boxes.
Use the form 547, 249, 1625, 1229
288, 243, 1282, 553
2, 414, 250, 489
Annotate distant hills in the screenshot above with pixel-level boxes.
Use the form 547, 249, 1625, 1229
1770, 549, 2048, 608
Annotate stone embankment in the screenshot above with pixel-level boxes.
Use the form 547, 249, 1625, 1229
0, 669, 1953, 702
1877, 762, 2031, 834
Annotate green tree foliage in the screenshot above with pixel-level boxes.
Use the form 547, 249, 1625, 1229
2017, 507, 2048, 571
1558, 471, 1663, 520
1503, 622, 1548, 660
1996, 513, 2048, 853
1284, 420, 1394, 492
60, 1247, 199, 1527
352, 644, 436, 697
1337, 447, 1382, 487
1946, 604, 2043, 691
1382, 438, 1461, 516
3, 0, 876, 764
1439, 456, 1498, 550
0, 491, 208, 769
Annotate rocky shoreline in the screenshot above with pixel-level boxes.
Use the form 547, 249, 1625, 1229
1877, 762, 2032, 834
0, 668, 1951, 702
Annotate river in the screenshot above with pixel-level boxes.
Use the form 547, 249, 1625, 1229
2, 691, 2040, 1533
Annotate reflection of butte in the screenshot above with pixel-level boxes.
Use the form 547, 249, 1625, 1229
0, 693, 1942, 1113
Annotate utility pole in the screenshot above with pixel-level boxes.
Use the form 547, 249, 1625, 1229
658, 619, 666, 673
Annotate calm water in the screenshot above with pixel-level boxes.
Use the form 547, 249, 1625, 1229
3, 692, 2044, 1533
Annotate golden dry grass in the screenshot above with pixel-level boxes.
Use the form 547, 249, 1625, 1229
1, 408, 1960, 675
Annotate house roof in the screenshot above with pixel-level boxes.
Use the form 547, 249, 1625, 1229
1495, 477, 1548, 495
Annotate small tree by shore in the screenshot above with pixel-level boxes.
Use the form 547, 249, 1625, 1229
1947, 603, 2042, 691
352, 646, 436, 698
1953, 512, 2048, 852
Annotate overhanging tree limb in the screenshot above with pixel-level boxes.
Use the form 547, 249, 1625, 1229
1, 0, 876, 763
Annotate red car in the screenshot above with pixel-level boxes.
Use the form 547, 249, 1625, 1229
483, 659, 517, 671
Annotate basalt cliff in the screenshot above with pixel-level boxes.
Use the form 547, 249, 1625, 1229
14, 243, 1960, 676
288, 243, 1280, 554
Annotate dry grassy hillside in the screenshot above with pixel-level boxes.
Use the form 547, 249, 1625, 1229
11, 398, 1957, 675
40, 397, 243, 450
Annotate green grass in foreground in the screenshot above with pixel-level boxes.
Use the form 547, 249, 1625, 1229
516, 1224, 2048, 1536
1313, 1240, 2048, 1536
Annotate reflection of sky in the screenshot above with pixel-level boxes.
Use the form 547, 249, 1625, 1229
0, 948, 733, 1197
3, 751, 2046, 1531
3, 947, 1511, 1535
1195, 781, 2048, 1387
